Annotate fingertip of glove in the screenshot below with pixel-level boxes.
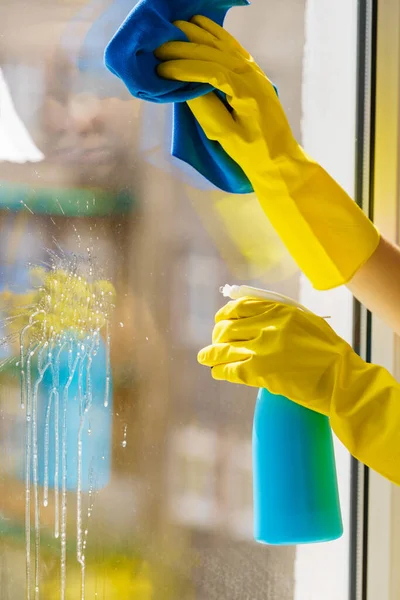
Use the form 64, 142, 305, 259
156, 62, 173, 80
154, 46, 165, 61
189, 15, 214, 29
190, 15, 204, 24
210, 365, 222, 381
172, 19, 187, 30
155, 62, 165, 77
197, 347, 208, 365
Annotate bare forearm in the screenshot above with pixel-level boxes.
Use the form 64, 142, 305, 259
348, 236, 400, 335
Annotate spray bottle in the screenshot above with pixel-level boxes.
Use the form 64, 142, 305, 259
220, 284, 343, 545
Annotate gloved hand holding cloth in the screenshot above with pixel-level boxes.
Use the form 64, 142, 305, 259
198, 297, 400, 485
156, 16, 380, 290
104, 0, 253, 193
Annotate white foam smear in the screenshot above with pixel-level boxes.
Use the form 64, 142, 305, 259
16, 249, 115, 599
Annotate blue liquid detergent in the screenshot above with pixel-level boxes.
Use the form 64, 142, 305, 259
253, 388, 343, 545
35, 334, 112, 492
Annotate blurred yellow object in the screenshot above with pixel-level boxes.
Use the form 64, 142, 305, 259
198, 297, 400, 485
185, 186, 297, 283
94, 279, 117, 300
0, 266, 115, 346
43, 559, 153, 600
157, 16, 380, 290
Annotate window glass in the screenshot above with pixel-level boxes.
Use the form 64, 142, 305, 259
0, 1, 355, 598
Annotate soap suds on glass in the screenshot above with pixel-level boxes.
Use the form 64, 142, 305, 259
0, 247, 115, 600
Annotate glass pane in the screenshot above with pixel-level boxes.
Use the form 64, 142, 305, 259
0, 0, 354, 598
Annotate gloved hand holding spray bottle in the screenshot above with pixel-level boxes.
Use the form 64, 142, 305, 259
218, 284, 342, 545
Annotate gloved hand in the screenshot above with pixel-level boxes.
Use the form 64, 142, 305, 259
198, 297, 400, 485
156, 16, 380, 290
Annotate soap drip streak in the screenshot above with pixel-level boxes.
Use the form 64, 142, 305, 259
32, 342, 52, 599
104, 321, 111, 408
43, 342, 65, 523
53, 345, 63, 540
43, 388, 55, 509
24, 342, 40, 600
20, 312, 45, 409
60, 347, 80, 600
76, 342, 88, 600
76, 333, 98, 600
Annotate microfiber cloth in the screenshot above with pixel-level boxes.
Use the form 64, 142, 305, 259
104, 0, 254, 194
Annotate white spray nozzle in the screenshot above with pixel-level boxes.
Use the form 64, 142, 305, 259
220, 284, 242, 299
219, 284, 312, 314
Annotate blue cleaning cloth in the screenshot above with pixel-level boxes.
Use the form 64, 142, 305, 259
104, 0, 254, 194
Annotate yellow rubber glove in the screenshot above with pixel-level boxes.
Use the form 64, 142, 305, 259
198, 297, 400, 485
156, 16, 380, 290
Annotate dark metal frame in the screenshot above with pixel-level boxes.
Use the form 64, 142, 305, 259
350, 1, 378, 598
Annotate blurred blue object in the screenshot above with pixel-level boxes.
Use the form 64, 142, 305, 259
0, 214, 40, 293
104, 0, 253, 193
61, 0, 135, 98
36, 336, 112, 492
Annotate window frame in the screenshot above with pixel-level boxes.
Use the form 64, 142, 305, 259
356, 1, 400, 599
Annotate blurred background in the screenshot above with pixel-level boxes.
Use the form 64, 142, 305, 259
0, 0, 359, 598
